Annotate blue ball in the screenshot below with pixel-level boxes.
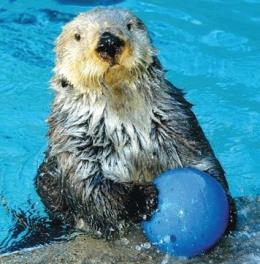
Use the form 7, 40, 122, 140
142, 168, 229, 257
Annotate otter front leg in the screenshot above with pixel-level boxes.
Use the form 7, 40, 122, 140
35, 156, 71, 224
68, 176, 158, 236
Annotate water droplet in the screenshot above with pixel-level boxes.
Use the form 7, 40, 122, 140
143, 242, 151, 249
120, 237, 129, 245
163, 235, 171, 243
135, 245, 141, 251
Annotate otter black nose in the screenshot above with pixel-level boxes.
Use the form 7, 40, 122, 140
96, 32, 125, 60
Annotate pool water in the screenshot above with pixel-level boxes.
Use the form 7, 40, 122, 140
0, 0, 259, 254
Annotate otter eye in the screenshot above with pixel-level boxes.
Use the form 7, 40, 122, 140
74, 33, 81, 41
127, 23, 133, 31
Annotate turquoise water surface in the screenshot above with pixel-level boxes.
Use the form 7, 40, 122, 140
0, 0, 259, 253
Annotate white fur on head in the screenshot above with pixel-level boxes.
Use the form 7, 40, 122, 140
54, 8, 155, 92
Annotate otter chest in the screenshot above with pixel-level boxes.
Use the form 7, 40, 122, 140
53, 92, 169, 183
100, 104, 161, 183
101, 121, 159, 183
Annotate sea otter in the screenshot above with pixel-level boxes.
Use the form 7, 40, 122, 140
36, 8, 236, 237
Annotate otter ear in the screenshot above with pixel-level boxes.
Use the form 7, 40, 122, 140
135, 18, 146, 30
51, 75, 73, 91
151, 56, 163, 70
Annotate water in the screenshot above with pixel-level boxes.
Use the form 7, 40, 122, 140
0, 0, 259, 255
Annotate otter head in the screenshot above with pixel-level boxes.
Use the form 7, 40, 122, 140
55, 8, 155, 92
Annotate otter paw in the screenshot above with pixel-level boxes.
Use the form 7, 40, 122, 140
127, 183, 158, 223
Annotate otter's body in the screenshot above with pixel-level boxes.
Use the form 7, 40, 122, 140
36, 8, 235, 236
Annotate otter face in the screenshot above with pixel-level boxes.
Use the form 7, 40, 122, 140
55, 8, 155, 91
